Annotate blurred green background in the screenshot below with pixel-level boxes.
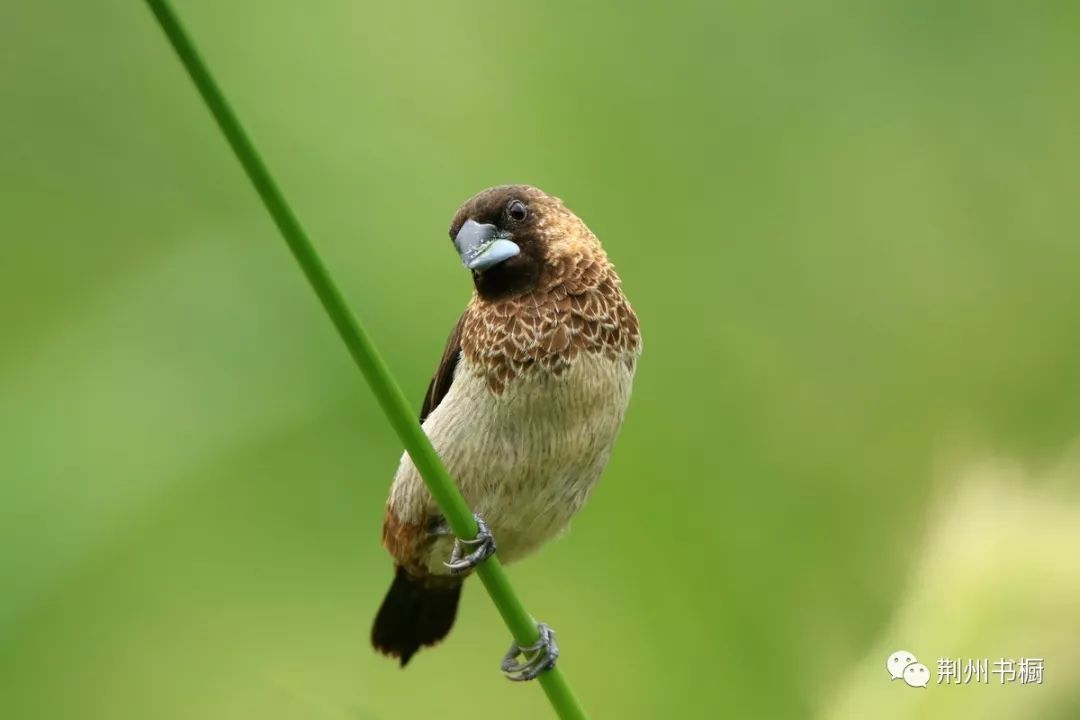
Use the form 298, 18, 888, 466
3, 1, 1079, 718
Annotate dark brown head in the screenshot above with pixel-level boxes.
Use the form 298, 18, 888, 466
448, 185, 598, 301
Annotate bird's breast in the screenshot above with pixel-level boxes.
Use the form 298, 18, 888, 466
409, 349, 636, 567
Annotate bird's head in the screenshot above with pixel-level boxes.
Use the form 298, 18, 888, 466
448, 185, 598, 301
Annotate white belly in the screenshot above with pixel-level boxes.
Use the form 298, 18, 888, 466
390, 351, 636, 574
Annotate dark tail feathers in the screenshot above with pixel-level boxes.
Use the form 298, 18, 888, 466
371, 566, 462, 666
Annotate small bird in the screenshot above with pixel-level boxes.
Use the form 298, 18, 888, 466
371, 185, 641, 680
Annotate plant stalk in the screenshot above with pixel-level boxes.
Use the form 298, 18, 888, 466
142, 1, 588, 717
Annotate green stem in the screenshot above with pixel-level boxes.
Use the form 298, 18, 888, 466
142, 1, 588, 717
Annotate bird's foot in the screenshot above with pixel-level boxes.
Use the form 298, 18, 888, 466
501, 623, 559, 681
443, 514, 496, 575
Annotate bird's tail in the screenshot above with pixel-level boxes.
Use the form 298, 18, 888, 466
371, 565, 463, 666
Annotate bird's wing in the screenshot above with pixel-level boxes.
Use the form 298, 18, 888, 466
419, 313, 464, 424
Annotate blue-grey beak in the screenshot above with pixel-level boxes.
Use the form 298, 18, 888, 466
454, 219, 521, 271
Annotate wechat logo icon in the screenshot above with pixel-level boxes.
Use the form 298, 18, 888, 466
887, 650, 929, 688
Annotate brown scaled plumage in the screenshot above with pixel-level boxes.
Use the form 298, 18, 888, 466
371, 185, 641, 668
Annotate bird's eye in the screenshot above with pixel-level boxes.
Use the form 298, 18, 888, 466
507, 200, 528, 222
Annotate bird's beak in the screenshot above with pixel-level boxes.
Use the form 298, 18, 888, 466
454, 219, 520, 271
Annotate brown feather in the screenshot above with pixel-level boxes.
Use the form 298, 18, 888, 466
371, 566, 462, 667
419, 315, 464, 424
459, 243, 641, 394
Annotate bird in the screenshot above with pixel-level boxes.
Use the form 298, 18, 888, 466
370, 185, 641, 680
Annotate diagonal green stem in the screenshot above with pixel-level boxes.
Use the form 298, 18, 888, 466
142, 1, 588, 717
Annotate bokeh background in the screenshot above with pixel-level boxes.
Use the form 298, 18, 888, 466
3, 2, 1079, 718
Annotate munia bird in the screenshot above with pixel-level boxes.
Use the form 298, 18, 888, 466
371, 185, 641, 679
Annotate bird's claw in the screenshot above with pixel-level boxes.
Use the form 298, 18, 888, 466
443, 514, 496, 575
501, 623, 559, 681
